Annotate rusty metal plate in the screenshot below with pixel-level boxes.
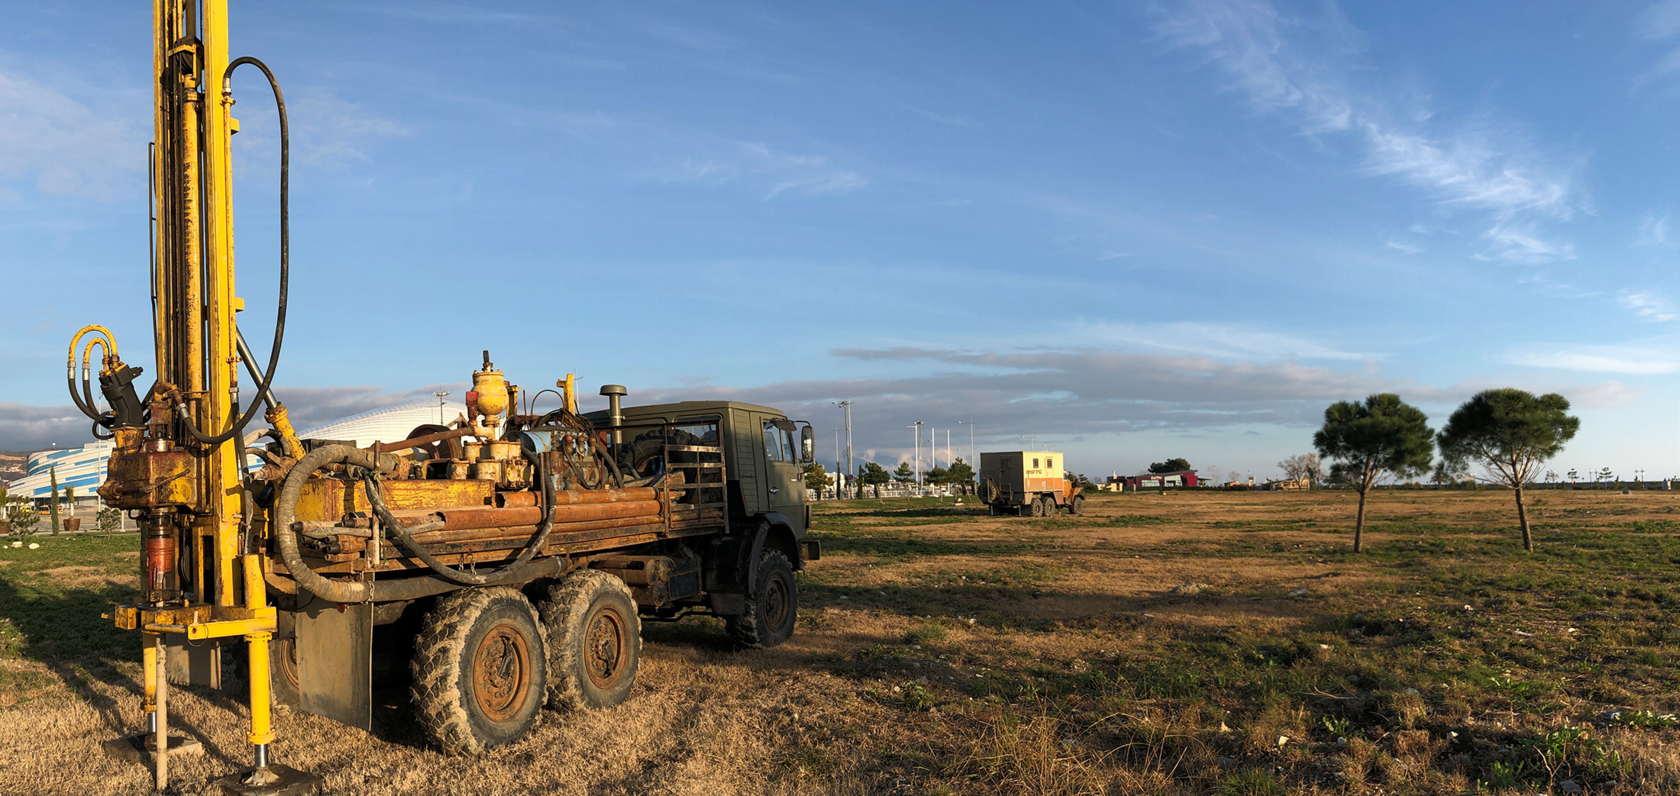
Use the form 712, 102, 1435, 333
294, 595, 372, 731
165, 635, 220, 688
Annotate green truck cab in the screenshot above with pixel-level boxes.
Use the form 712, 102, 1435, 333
583, 398, 819, 636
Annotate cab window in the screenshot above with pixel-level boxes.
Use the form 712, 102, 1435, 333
782, 428, 798, 462
762, 423, 785, 462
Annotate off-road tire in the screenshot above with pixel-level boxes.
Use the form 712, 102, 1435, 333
1029, 496, 1045, 517
540, 570, 640, 711
411, 587, 548, 755
726, 550, 797, 649
1069, 495, 1085, 516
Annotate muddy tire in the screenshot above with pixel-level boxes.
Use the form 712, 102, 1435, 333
1029, 496, 1045, 517
1069, 495, 1084, 516
540, 570, 640, 711
726, 549, 797, 649
411, 587, 548, 755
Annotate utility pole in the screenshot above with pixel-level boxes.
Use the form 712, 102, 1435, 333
831, 400, 853, 497
958, 420, 975, 469
910, 421, 924, 489
1022, 435, 1035, 449
434, 391, 450, 425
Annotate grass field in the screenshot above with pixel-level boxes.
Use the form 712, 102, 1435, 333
2, 488, 1679, 795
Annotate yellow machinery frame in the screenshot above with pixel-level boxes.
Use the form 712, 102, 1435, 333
79, 1, 300, 791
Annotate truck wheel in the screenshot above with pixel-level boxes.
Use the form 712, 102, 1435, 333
541, 570, 640, 711
726, 550, 797, 649
411, 587, 548, 755
1029, 496, 1044, 517
1070, 495, 1085, 515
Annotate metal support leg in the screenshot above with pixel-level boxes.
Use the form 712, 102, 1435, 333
154, 634, 168, 791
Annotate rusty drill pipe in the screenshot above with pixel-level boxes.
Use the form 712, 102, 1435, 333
495, 487, 659, 508
407, 515, 661, 547
384, 500, 661, 532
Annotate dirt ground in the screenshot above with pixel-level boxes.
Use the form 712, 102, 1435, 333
3, 487, 1680, 795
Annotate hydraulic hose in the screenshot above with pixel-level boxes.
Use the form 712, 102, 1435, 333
179, 56, 288, 445
273, 444, 560, 602
363, 442, 556, 585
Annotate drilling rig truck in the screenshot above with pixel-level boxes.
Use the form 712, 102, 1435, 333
71, 4, 818, 792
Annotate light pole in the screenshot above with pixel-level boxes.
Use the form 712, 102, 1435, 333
958, 420, 975, 469
831, 400, 853, 497
1021, 435, 1035, 449
434, 391, 450, 425
910, 421, 924, 489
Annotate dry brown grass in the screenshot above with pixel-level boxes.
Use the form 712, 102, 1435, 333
3, 487, 1680, 794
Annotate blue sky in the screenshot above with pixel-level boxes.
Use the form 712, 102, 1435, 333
1, 1, 1676, 482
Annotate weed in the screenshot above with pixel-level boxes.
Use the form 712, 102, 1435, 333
1212, 770, 1287, 796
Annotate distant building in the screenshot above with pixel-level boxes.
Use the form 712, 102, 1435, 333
1113, 470, 1200, 489
7, 398, 469, 507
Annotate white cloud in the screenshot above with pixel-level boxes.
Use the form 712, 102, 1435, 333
1634, 214, 1670, 247
287, 91, 411, 167
1618, 290, 1678, 322
906, 105, 983, 128
647, 137, 866, 199
1477, 223, 1576, 264
1507, 345, 1680, 375
1641, 0, 1680, 38
1156, 0, 1580, 263
0, 70, 142, 200
1073, 320, 1370, 361
1385, 239, 1422, 254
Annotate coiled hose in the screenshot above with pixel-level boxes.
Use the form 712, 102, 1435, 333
273, 444, 560, 603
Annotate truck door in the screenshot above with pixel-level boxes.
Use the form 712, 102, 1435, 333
760, 416, 807, 533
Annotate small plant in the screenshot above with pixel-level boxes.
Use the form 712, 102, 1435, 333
5, 496, 39, 537
904, 623, 947, 645
1212, 770, 1286, 796
902, 683, 935, 711
1608, 710, 1680, 730
1484, 759, 1527, 788
1321, 715, 1355, 739
96, 507, 122, 535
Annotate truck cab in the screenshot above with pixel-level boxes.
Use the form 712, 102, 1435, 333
584, 399, 817, 561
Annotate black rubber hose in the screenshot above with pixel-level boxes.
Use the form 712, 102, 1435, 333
273, 444, 562, 603
178, 55, 288, 445
364, 442, 556, 585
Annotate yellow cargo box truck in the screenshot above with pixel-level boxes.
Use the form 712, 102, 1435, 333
977, 451, 1083, 516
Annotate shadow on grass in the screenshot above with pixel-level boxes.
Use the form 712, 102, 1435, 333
0, 575, 143, 732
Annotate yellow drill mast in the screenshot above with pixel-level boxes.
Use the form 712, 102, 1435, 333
71, 1, 310, 791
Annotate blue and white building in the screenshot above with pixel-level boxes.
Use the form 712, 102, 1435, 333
7, 398, 468, 508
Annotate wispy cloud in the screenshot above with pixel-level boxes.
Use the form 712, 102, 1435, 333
1385, 239, 1422, 254
1156, 0, 1580, 263
0, 69, 142, 200
1477, 223, 1576, 264
648, 138, 866, 199
1618, 290, 1678, 322
1634, 214, 1670, 247
906, 105, 983, 128
1072, 320, 1371, 361
1507, 344, 1680, 375
1636, 1, 1680, 83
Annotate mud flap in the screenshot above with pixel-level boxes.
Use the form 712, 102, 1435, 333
294, 595, 373, 731
164, 636, 220, 688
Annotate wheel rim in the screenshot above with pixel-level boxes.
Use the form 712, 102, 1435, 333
764, 571, 792, 631
276, 637, 300, 688
584, 606, 628, 690
472, 621, 532, 722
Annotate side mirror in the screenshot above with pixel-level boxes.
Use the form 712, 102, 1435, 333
800, 425, 815, 463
